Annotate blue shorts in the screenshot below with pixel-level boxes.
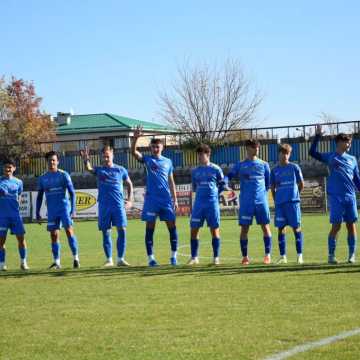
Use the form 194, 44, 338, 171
191, 202, 220, 229
98, 206, 127, 231
141, 198, 176, 222
0, 216, 25, 236
47, 211, 73, 232
238, 201, 270, 225
328, 195, 358, 224
275, 202, 301, 228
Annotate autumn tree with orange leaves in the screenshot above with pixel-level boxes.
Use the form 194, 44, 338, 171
0, 77, 56, 161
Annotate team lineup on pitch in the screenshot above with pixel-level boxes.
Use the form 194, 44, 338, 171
1, 124, 359, 271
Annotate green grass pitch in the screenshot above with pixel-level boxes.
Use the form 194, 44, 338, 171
1, 214, 360, 360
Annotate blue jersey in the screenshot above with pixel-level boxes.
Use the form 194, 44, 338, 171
37, 170, 76, 217
94, 164, 129, 208
192, 163, 225, 204
309, 135, 360, 196
142, 155, 173, 203
227, 158, 270, 204
0, 176, 23, 218
270, 163, 303, 204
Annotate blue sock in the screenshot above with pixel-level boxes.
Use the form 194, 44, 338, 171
240, 239, 248, 257
212, 237, 221, 258
67, 234, 78, 256
278, 233, 286, 256
347, 235, 356, 255
0, 248, 5, 263
102, 230, 112, 259
168, 227, 178, 252
145, 227, 155, 256
190, 239, 199, 258
51, 242, 61, 261
328, 235, 336, 256
295, 231, 303, 254
18, 247, 27, 260
117, 228, 126, 259
264, 236, 272, 255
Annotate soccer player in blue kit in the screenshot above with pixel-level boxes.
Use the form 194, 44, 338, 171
310, 124, 360, 264
0, 158, 29, 271
36, 151, 80, 269
227, 139, 272, 265
81, 146, 134, 267
188, 144, 226, 265
131, 127, 179, 267
270, 144, 304, 264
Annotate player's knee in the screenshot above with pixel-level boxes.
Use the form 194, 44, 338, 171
262, 224, 271, 237
146, 222, 156, 230
65, 227, 73, 237
240, 225, 249, 236
278, 227, 286, 235
210, 228, 220, 238
330, 224, 341, 235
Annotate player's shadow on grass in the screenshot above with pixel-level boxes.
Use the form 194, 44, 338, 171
1, 263, 359, 279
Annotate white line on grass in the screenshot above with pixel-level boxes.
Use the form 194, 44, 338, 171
263, 328, 360, 360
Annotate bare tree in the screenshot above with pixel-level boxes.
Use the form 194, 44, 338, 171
159, 59, 263, 144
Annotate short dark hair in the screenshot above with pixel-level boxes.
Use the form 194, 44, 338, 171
102, 145, 114, 153
335, 133, 352, 144
245, 138, 260, 148
196, 144, 211, 154
45, 151, 59, 160
278, 143, 292, 154
150, 138, 163, 145
3, 157, 16, 167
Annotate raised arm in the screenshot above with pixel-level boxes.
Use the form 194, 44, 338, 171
131, 126, 144, 162
309, 124, 326, 162
80, 147, 95, 174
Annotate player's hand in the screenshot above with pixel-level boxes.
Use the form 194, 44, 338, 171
70, 211, 76, 218
80, 146, 90, 161
315, 124, 323, 136
173, 199, 179, 211
125, 200, 132, 210
133, 126, 143, 139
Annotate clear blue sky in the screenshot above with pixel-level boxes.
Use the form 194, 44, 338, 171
1, 0, 359, 127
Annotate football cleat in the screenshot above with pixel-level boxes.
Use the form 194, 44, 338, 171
328, 255, 338, 265
187, 257, 199, 265
73, 259, 80, 269
103, 259, 114, 267
276, 255, 288, 264
20, 263, 29, 271
117, 259, 130, 267
297, 254, 304, 265
0, 263, 8, 271
263, 254, 271, 265
170, 257, 177, 266
49, 262, 61, 270
241, 256, 250, 265
348, 253, 356, 264
148, 259, 159, 267
213, 257, 220, 265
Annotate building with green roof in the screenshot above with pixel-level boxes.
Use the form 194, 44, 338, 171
54, 112, 176, 151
